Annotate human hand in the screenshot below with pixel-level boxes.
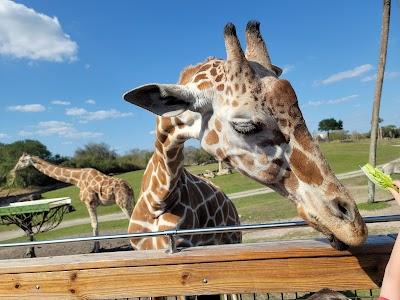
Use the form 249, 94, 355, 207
388, 180, 400, 205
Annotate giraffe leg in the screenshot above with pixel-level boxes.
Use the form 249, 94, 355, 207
86, 202, 100, 253
117, 190, 135, 220
120, 204, 133, 220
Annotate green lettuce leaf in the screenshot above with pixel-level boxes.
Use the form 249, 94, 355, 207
361, 163, 398, 192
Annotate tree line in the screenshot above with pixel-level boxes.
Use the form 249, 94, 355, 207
318, 118, 400, 141
0, 140, 216, 188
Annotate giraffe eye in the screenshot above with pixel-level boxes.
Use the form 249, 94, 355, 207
231, 121, 263, 135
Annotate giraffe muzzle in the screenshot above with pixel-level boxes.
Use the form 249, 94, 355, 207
328, 199, 355, 222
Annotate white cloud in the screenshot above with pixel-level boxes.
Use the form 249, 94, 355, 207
84, 64, 90, 69
281, 65, 294, 75
0, 0, 78, 62
19, 120, 102, 139
308, 94, 359, 106
314, 64, 373, 85
51, 100, 70, 105
65, 107, 87, 116
0, 133, 9, 139
361, 71, 399, 82
7, 103, 46, 112
149, 130, 156, 135
65, 107, 133, 122
84, 109, 132, 121
85, 99, 96, 105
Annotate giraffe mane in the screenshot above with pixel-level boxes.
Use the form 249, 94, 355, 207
178, 56, 219, 84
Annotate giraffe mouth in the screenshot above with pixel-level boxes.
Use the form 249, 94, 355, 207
308, 214, 350, 251
328, 235, 349, 251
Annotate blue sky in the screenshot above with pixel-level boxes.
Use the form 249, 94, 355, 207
0, 0, 399, 156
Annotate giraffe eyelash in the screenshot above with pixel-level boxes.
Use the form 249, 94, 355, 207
231, 121, 263, 135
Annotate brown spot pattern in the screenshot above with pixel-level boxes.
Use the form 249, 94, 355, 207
279, 119, 287, 127
160, 117, 173, 130
216, 148, 225, 159
194, 73, 207, 82
238, 154, 254, 169
327, 182, 338, 194
293, 123, 314, 152
179, 64, 202, 84
217, 84, 224, 91
214, 119, 222, 132
290, 148, 323, 185
205, 130, 219, 145
198, 64, 212, 72
197, 81, 213, 90
157, 131, 168, 144
269, 79, 297, 109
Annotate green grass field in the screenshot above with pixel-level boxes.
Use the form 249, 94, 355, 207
1, 140, 399, 240
319, 140, 400, 173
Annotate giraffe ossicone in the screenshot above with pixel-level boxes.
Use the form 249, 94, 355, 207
124, 21, 367, 249
12, 153, 135, 252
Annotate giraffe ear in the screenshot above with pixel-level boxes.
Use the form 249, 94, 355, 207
123, 84, 199, 117
272, 65, 282, 77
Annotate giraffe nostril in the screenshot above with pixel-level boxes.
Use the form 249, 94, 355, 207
338, 202, 347, 215
331, 200, 354, 222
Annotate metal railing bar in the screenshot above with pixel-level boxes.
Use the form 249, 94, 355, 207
0, 214, 399, 249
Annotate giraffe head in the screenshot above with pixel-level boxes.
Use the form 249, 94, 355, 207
13, 153, 34, 172
124, 21, 367, 248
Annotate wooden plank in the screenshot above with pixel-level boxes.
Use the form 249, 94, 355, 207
0, 235, 393, 274
0, 254, 389, 299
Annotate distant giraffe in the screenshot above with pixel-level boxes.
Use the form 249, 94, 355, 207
124, 20, 367, 249
12, 153, 135, 252
128, 115, 241, 250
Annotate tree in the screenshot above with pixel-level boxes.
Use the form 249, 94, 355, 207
0, 140, 58, 188
368, 0, 391, 203
381, 125, 399, 138
184, 146, 216, 165
119, 148, 152, 170
318, 118, 343, 141
378, 118, 384, 140
72, 143, 118, 174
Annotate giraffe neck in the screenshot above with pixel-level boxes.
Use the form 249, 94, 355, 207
30, 156, 80, 185
141, 116, 187, 210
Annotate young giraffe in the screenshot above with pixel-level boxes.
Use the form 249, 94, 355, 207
12, 153, 135, 252
128, 115, 241, 250
124, 21, 367, 249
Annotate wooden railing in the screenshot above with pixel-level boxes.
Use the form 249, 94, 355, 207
0, 235, 395, 299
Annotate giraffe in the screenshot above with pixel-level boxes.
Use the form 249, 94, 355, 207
128, 114, 241, 250
12, 153, 135, 252
123, 21, 368, 249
